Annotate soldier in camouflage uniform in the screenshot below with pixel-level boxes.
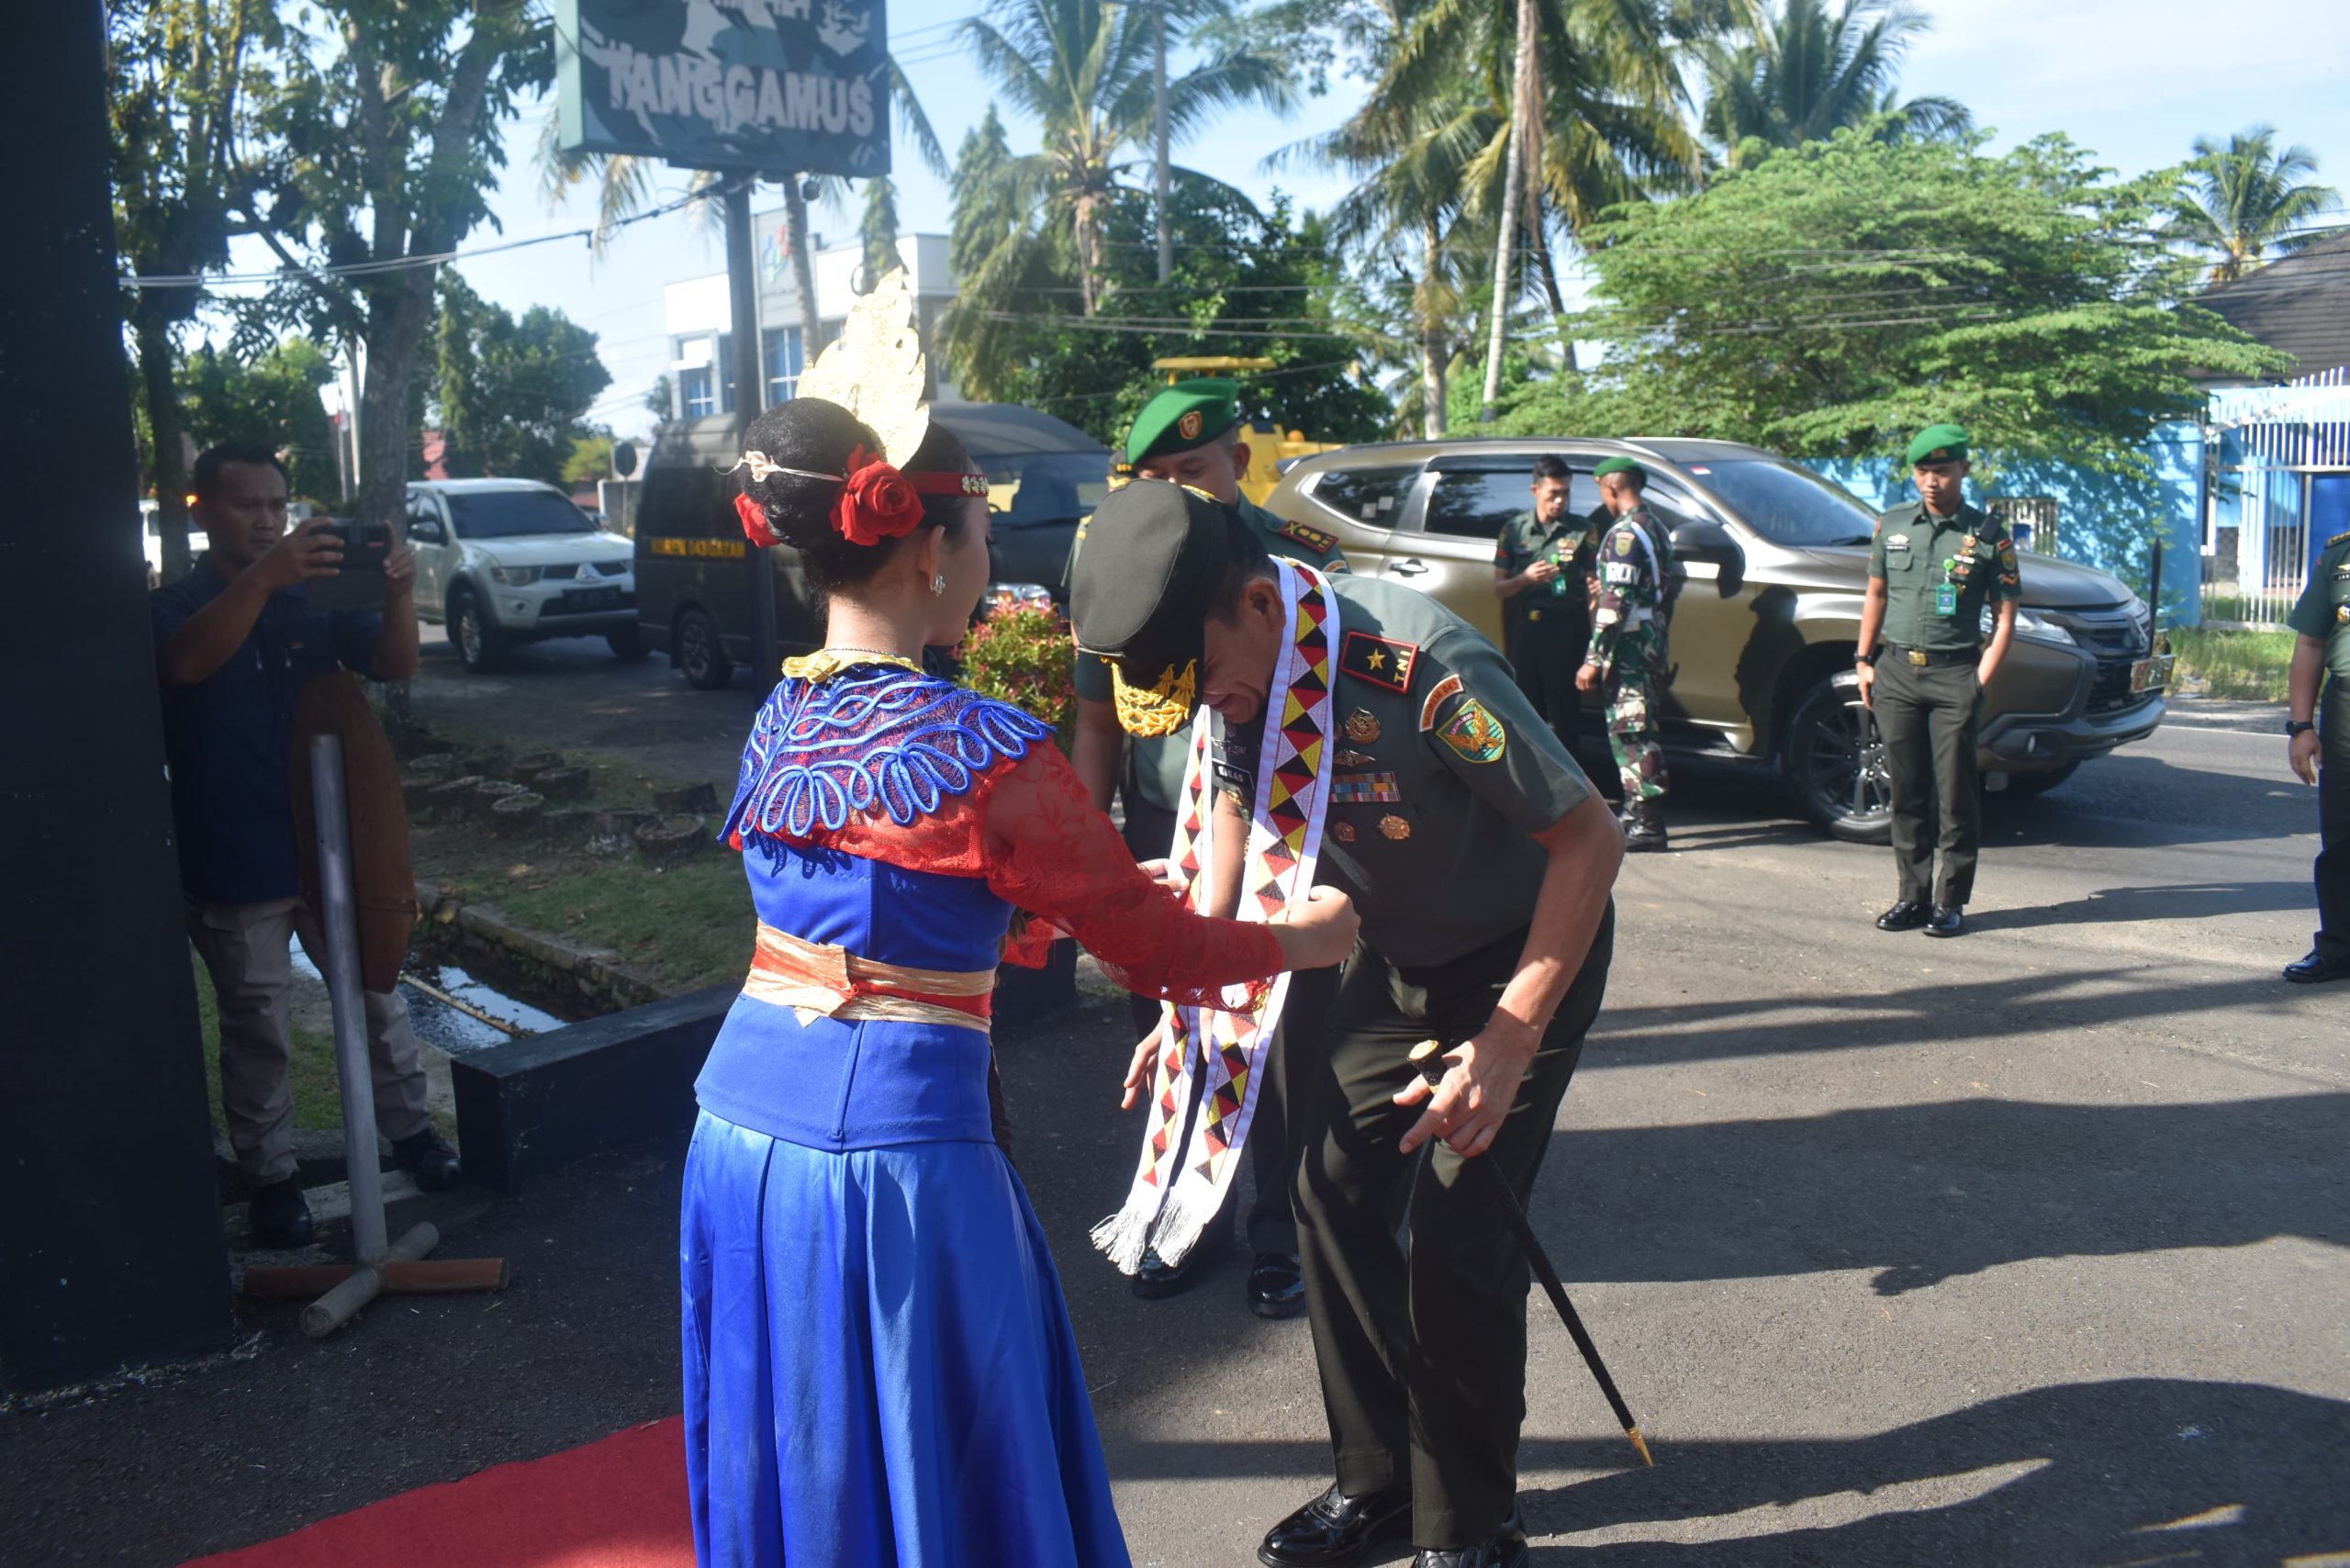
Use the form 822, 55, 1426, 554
1578, 456, 1677, 852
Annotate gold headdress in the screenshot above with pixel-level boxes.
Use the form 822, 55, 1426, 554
792, 266, 931, 465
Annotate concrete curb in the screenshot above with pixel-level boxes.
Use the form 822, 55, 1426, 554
415, 879, 667, 1010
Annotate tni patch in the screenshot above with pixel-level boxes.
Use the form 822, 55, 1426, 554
1340, 631, 1418, 692
1437, 700, 1507, 763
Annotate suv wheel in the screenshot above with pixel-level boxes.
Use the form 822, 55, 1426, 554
450, 587, 508, 674
1781, 668, 1893, 845
607, 624, 650, 661
674, 607, 733, 690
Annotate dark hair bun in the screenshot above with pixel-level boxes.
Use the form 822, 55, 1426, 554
740, 398, 883, 554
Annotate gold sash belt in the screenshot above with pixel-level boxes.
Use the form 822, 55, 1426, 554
744, 922, 995, 1036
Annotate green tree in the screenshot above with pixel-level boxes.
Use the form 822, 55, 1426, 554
860, 175, 902, 286
177, 337, 341, 505
1700, 0, 1970, 168
2174, 125, 2341, 286
643, 374, 675, 420
246, 0, 553, 541
428, 274, 612, 483
958, 0, 1296, 315
563, 433, 616, 485
108, 0, 281, 580
1505, 130, 2289, 467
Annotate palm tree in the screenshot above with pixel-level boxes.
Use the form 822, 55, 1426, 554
2175, 126, 2341, 286
535, 54, 946, 362
1361, 0, 1716, 419
958, 0, 1294, 315
1699, 0, 1969, 167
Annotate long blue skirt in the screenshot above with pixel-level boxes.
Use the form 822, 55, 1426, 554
680, 1111, 1133, 1567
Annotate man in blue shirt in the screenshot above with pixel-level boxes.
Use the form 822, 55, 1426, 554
152, 443, 456, 1249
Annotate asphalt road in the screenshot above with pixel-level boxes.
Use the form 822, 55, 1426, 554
6, 639, 2342, 1566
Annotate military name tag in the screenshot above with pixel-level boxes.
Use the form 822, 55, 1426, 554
1886, 533, 1910, 553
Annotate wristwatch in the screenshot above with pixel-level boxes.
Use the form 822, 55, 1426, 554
2286, 719, 2316, 737
1854, 652, 1877, 667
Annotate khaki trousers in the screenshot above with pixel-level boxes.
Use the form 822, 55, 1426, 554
184, 895, 432, 1183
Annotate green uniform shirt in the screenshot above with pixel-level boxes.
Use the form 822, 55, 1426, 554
1868, 501, 2023, 652
2287, 530, 2350, 689
1213, 575, 1592, 968
1072, 497, 1348, 812
1494, 507, 1599, 639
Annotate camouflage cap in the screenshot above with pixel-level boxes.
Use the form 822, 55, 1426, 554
1126, 378, 1241, 465
1907, 423, 1970, 466
1069, 479, 1237, 735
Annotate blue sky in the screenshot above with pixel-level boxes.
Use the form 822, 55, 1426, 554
434, 0, 2349, 441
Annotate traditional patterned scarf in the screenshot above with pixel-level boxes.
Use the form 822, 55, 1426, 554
1093, 559, 1338, 1271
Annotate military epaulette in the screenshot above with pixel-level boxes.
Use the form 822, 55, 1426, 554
1275, 518, 1339, 555
2328, 529, 2350, 551
1338, 631, 1419, 692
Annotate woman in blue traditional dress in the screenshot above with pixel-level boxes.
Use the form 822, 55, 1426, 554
680, 392, 1359, 1568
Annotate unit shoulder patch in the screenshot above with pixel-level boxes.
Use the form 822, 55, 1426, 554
1275, 518, 1339, 555
1339, 631, 1419, 692
1417, 672, 1465, 732
1437, 699, 1507, 763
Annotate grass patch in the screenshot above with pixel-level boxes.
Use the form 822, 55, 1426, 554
2168, 626, 2296, 701
480, 853, 752, 996
190, 956, 346, 1134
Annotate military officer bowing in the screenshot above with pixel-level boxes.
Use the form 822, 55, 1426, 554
1067, 378, 1348, 1315
1854, 423, 2021, 938
1071, 482, 1623, 1568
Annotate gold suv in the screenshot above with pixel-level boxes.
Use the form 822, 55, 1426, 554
1263, 437, 2172, 842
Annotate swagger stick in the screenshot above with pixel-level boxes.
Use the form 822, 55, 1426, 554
1410, 1040, 1654, 1468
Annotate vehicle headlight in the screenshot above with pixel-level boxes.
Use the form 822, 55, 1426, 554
2005, 607, 2076, 645
489, 565, 543, 586
983, 582, 1056, 614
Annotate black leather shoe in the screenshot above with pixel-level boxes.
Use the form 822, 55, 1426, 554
1622, 798, 1669, 853
1923, 904, 1964, 938
248, 1176, 315, 1249
1875, 900, 1930, 931
1248, 1251, 1307, 1318
1133, 1245, 1200, 1300
391, 1126, 463, 1192
2284, 949, 2350, 983
1410, 1506, 1528, 1568
1259, 1484, 1412, 1568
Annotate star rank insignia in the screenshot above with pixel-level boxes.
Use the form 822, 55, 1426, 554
1275, 518, 1339, 555
1339, 632, 1418, 692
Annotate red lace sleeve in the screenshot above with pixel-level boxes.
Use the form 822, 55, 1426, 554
981, 746, 1283, 1004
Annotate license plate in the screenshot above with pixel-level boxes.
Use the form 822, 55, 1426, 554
566, 588, 620, 611
2130, 653, 2174, 694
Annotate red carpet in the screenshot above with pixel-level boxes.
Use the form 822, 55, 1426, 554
185, 1416, 693, 1568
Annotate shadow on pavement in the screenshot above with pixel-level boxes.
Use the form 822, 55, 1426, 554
1963, 880, 2314, 931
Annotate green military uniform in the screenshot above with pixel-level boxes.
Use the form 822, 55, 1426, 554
2284, 528, 2350, 969
1070, 481, 1615, 1552
1867, 425, 2023, 910
1494, 505, 1600, 755
1584, 482, 1678, 804
1068, 384, 1348, 1272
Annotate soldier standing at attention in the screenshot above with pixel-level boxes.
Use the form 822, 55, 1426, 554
1073, 484, 1621, 1568
1067, 377, 1348, 1315
2281, 523, 2350, 983
1853, 424, 2020, 939
1494, 456, 1598, 761
1576, 457, 1677, 852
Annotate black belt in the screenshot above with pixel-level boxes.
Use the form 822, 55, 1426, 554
1885, 644, 1981, 668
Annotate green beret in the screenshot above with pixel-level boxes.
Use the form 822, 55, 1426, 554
1069, 480, 1237, 735
1592, 456, 1646, 481
1907, 423, 1970, 466
1126, 378, 1241, 465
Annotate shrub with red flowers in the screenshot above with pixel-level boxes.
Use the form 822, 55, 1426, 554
957, 605, 1077, 752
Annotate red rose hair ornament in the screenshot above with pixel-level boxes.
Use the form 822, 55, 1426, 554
734, 491, 781, 549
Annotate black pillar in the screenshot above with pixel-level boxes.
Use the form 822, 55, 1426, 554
0, 1, 236, 1394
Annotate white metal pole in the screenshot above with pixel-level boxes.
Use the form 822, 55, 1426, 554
308, 733, 388, 1266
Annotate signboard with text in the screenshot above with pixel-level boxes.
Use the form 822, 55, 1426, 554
556, 0, 890, 177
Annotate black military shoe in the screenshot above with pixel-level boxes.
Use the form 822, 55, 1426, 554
1923, 904, 1965, 938
2284, 949, 2350, 983
1133, 1245, 1201, 1300
1248, 1251, 1307, 1318
248, 1176, 316, 1249
1411, 1506, 1528, 1568
1259, 1483, 1412, 1568
1622, 798, 1669, 853
1874, 900, 1930, 931
391, 1126, 464, 1192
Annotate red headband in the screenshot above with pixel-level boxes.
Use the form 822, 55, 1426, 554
734, 443, 990, 550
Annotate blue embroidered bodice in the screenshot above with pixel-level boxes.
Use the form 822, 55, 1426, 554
723, 664, 1053, 847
